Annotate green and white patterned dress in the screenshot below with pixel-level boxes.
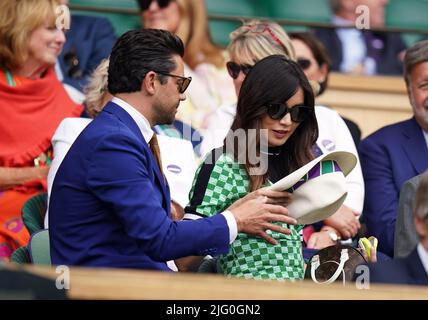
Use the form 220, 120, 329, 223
185, 150, 304, 280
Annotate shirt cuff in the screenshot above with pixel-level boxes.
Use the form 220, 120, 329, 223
221, 210, 238, 244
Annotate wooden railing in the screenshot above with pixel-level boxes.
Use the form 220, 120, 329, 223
18, 264, 428, 300
317, 73, 413, 138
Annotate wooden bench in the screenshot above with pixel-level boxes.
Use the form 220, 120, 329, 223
317, 73, 413, 138
19, 264, 428, 300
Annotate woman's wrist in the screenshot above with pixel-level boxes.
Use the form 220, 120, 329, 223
320, 226, 341, 242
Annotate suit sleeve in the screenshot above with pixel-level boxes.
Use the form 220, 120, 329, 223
360, 137, 398, 257
86, 133, 230, 261
394, 179, 419, 258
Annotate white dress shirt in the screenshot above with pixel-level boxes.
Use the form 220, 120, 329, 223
417, 243, 428, 276
422, 129, 428, 150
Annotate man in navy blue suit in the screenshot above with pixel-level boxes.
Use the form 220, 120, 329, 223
49, 29, 296, 270
57, 0, 116, 91
368, 171, 428, 286
314, 0, 405, 76
360, 40, 428, 257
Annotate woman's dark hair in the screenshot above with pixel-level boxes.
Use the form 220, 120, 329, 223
289, 32, 331, 96
227, 55, 318, 191
108, 28, 184, 94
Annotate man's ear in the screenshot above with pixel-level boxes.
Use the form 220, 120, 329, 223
142, 71, 157, 96
414, 215, 428, 238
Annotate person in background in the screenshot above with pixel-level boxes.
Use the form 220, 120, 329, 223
56, 0, 116, 92
49, 29, 296, 270
289, 32, 364, 249
0, 0, 83, 260
368, 171, 428, 285
360, 40, 428, 257
201, 20, 363, 250
395, 173, 423, 258
137, 0, 236, 130
314, 0, 406, 75
289, 32, 361, 147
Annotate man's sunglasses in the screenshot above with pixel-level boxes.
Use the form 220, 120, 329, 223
226, 61, 252, 79
138, 0, 172, 11
265, 103, 312, 122
156, 72, 192, 94
297, 58, 312, 71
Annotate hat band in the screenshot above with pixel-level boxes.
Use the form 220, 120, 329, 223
288, 160, 342, 192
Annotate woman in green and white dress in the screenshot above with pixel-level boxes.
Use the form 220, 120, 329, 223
184, 55, 318, 280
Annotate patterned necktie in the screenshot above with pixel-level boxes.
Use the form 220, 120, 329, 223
149, 134, 166, 185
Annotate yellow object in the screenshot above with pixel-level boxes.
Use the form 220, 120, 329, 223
358, 236, 378, 259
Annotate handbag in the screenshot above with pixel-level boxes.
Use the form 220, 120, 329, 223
304, 244, 367, 285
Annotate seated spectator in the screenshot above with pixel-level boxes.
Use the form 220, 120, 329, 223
289, 32, 362, 147
395, 173, 424, 258
368, 171, 428, 286
185, 55, 318, 280
201, 20, 363, 249
314, 0, 406, 75
56, 0, 116, 91
360, 40, 428, 257
137, 0, 236, 130
49, 29, 295, 269
0, 0, 83, 260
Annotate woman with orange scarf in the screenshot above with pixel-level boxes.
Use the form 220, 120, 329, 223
0, 0, 83, 259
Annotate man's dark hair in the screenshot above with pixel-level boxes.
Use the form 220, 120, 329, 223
108, 28, 185, 94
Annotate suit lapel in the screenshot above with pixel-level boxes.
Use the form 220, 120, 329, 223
405, 248, 428, 285
103, 102, 170, 210
402, 118, 428, 175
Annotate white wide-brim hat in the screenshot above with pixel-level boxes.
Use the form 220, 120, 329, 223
269, 151, 357, 225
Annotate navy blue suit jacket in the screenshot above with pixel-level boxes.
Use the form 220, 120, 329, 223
58, 15, 116, 91
360, 118, 428, 257
368, 248, 428, 286
313, 28, 405, 75
49, 102, 230, 269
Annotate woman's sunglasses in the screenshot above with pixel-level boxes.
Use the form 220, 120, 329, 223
265, 103, 312, 122
226, 61, 252, 79
297, 58, 312, 71
138, 0, 172, 11
156, 72, 192, 94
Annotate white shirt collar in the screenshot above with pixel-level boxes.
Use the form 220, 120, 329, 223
332, 15, 354, 27
422, 128, 428, 150
112, 97, 154, 143
417, 243, 428, 276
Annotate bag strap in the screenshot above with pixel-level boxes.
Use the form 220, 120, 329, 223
310, 248, 349, 285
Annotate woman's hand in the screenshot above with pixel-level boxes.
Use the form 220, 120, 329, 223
227, 187, 292, 211
324, 205, 361, 239
307, 227, 340, 249
0, 166, 49, 189
170, 200, 184, 221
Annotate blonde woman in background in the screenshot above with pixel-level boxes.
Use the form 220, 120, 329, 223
137, 0, 236, 130
201, 19, 364, 251
0, 0, 83, 259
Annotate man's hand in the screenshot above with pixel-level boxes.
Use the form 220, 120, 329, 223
324, 205, 361, 239
227, 191, 297, 245
170, 200, 184, 221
